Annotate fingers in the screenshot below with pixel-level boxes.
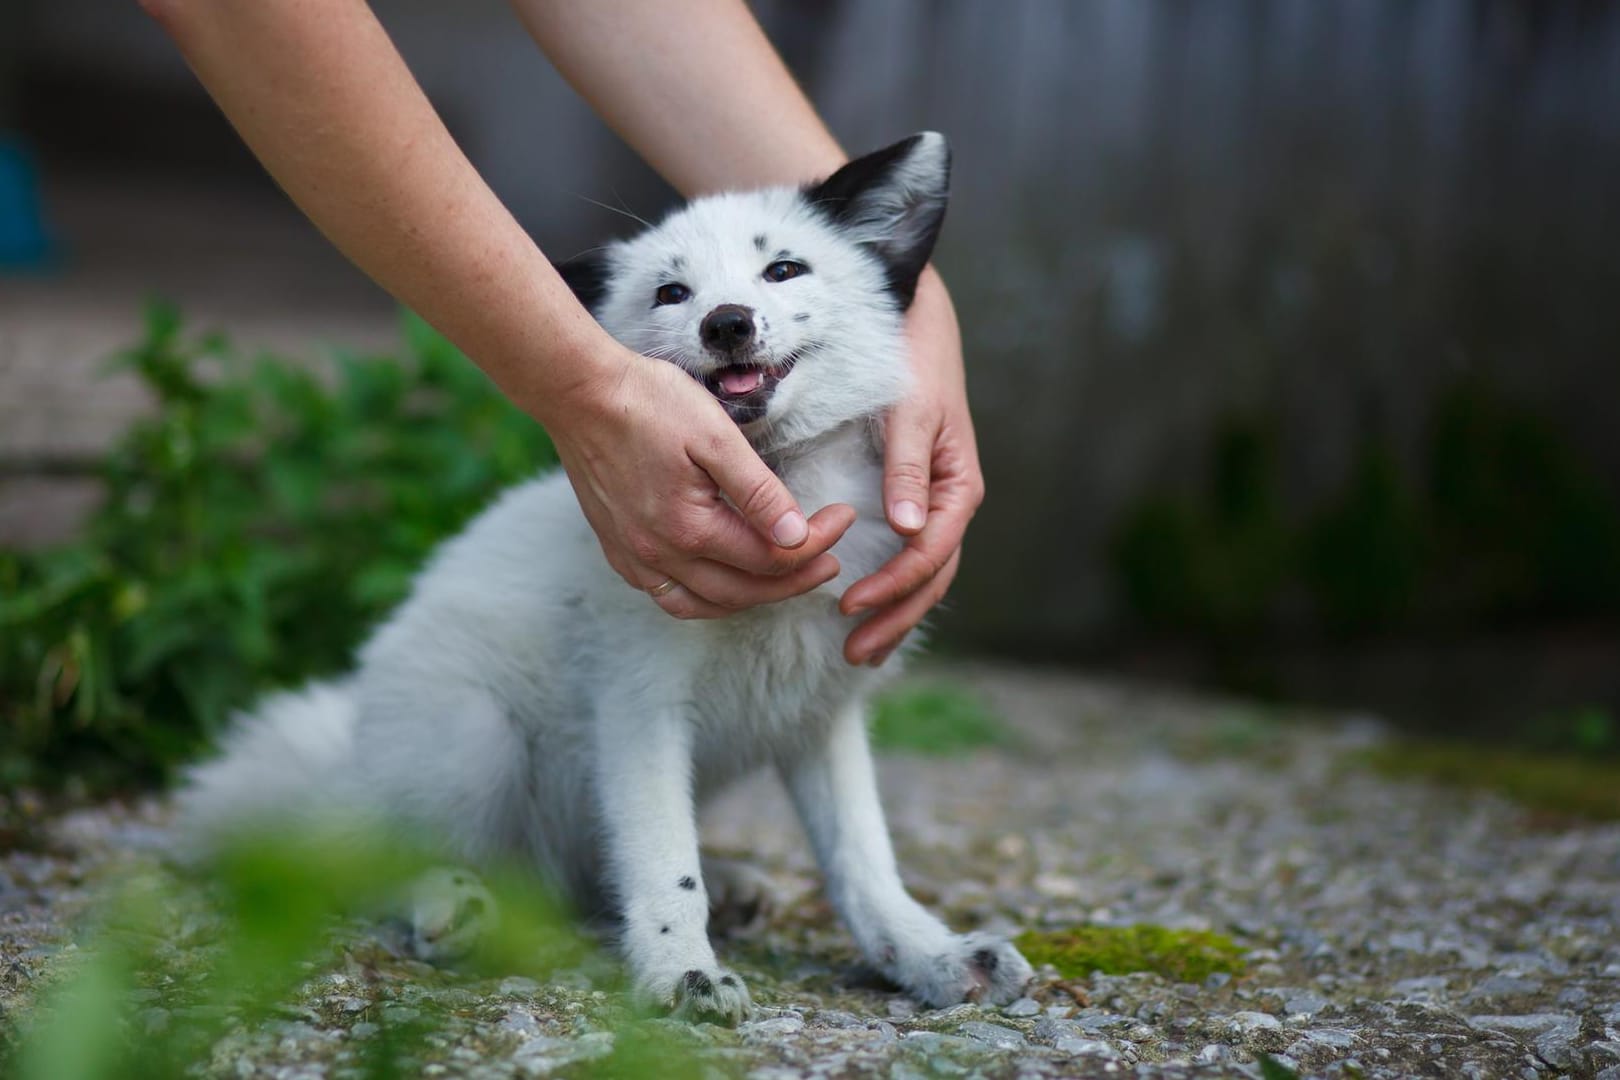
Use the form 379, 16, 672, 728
619, 518, 848, 620
687, 431, 809, 548
839, 501, 969, 616
625, 562, 732, 621
652, 585, 732, 620
882, 407, 936, 535
557, 357, 867, 618
635, 555, 840, 620
674, 553, 842, 610
687, 502, 857, 577
844, 549, 961, 665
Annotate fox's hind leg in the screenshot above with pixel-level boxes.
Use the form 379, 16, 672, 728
354, 683, 533, 963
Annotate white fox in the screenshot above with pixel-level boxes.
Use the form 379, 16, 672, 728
180, 133, 1032, 1023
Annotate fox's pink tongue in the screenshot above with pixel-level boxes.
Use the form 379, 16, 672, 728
718, 367, 765, 395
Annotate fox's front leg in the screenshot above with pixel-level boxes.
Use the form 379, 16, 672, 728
779, 700, 1032, 1008
594, 697, 751, 1024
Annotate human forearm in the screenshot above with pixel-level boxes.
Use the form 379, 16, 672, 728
516, 0, 981, 661
142, 0, 606, 423
510, 0, 846, 195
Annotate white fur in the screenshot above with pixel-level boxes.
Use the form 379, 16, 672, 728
179, 132, 1030, 1019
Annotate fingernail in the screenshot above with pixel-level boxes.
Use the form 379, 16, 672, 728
892, 500, 926, 531
772, 510, 808, 547
867, 648, 895, 668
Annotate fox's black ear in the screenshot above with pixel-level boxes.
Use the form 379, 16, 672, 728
803, 132, 951, 308
554, 250, 611, 315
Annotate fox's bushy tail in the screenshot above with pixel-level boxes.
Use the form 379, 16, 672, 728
175, 681, 356, 840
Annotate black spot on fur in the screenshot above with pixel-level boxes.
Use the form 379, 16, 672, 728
972, 947, 999, 975
683, 969, 714, 996
660, 925, 669, 934
671, 255, 685, 270
792, 312, 810, 322
719, 975, 737, 987
802, 133, 950, 309
555, 251, 611, 314
753, 234, 767, 252
678, 876, 696, 891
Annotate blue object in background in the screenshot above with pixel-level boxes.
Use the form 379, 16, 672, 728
0, 133, 56, 270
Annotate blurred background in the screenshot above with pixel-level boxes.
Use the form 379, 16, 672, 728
3, 0, 1618, 789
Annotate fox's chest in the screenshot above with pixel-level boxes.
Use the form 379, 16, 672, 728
685, 513, 902, 778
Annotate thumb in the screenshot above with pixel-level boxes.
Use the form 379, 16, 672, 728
689, 424, 809, 548
882, 409, 935, 535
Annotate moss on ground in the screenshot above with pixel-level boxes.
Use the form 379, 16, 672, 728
1168, 703, 1299, 768
1014, 925, 1247, 983
1363, 739, 1620, 821
869, 682, 1012, 755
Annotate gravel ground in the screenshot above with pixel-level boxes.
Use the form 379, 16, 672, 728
4, 664, 1620, 1078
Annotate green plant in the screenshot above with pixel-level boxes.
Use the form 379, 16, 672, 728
1429, 377, 1620, 618
0, 304, 557, 792
2, 824, 702, 1080
1111, 378, 1620, 639
1111, 419, 1292, 637
868, 681, 1011, 755
1257, 1054, 1304, 1080
1303, 439, 1425, 633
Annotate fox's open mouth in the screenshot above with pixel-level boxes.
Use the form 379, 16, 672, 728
705, 362, 785, 401
698, 350, 804, 424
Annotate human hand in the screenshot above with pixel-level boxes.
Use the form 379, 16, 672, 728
839, 270, 984, 664
548, 341, 857, 619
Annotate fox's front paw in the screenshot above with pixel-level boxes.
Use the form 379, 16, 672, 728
898, 932, 1033, 1008
635, 965, 753, 1026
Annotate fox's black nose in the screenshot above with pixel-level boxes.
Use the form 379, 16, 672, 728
700, 304, 755, 351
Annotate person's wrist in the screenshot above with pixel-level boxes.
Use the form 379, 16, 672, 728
907, 265, 952, 351
906, 269, 961, 369
518, 323, 625, 438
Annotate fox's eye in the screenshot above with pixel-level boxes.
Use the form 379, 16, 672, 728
763, 260, 808, 283
654, 283, 691, 306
